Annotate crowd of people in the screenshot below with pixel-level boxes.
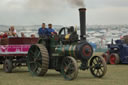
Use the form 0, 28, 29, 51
0, 26, 36, 39
0, 26, 17, 38
0, 23, 56, 39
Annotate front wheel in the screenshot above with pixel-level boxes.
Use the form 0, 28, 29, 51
89, 56, 107, 78
61, 56, 78, 80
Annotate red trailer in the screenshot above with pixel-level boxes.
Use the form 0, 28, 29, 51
0, 38, 38, 73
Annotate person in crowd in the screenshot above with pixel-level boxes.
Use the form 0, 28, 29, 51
10, 26, 17, 33
47, 24, 57, 35
21, 32, 26, 38
31, 34, 35, 38
3, 32, 8, 38
9, 26, 18, 37
38, 23, 48, 37
0, 32, 4, 38
8, 32, 13, 38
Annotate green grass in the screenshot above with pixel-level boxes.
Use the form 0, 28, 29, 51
0, 52, 128, 85
0, 65, 128, 85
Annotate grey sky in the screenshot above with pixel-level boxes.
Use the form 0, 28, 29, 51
0, 0, 128, 26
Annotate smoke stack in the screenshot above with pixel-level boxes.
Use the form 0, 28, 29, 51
79, 8, 86, 40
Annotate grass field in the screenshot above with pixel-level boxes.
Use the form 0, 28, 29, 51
0, 65, 128, 85
0, 53, 128, 85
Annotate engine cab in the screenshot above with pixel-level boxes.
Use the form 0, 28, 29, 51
58, 26, 78, 44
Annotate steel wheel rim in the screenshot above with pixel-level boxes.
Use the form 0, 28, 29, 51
5, 62, 9, 71
90, 56, 107, 78
61, 57, 78, 80
28, 45, 42, 76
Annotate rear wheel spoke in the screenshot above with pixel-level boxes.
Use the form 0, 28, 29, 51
33, 64, 38, 72
36, 62, 42, 68
27, 44, 49, 76
29, 61, 35, 64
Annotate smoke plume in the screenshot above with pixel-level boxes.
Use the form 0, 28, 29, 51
66, 0, 85, 7
26, 0, 85, 9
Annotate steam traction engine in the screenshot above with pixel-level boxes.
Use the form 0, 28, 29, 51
27, 8, 107, 80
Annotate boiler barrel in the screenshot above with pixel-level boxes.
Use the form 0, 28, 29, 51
55, 45, 77, 58
55, 42, 93, 61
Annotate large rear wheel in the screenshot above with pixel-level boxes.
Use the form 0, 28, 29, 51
90, 56, 107, 78
27, 44, 49, 76
61, 56, 78, 80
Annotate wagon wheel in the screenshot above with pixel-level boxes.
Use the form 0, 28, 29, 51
3, 59, 13, 73
61, 56, 78, 80
27, 44, 49, 76
90, 56, 107, 78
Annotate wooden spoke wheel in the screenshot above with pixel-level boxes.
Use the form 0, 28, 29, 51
90, 56, 107, 78
27, 44, 49, 76
61, 56, 78, 80
3, 59, 13, 73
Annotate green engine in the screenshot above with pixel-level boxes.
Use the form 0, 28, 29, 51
27, 8, 107, 80
54, 27, 93, 70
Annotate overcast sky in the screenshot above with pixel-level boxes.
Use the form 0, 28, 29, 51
0, 0, 128, 26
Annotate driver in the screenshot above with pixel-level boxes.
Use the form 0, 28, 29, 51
47, 24, 57, 35
38, 23, 48, 37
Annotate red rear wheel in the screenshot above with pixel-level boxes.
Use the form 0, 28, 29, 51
110, 53, 120, 65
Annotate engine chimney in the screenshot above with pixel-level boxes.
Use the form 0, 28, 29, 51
79, 8, 86, 40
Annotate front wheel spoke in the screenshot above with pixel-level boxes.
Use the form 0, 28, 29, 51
99, 68, 104, 73
68, 73, 74, 79
94, 59, 98, 64
70, 65, 75, 70
90, 65, 95, 69
64, 62, 68, 66
95, 58, 98, 63
92, 68, 95, 71
96, 70, 100, 76
92, 61, 96, 65
96, 57, 101, 63
67, 63, 72, 69
100, 65, 104, 67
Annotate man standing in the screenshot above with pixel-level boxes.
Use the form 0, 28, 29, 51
38, 23, 48, 37
47, 24, 56, 35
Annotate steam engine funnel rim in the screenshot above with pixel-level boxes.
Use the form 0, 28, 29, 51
79, 8, 87, 11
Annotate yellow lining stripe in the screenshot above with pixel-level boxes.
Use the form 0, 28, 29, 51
69, 45, 72, 56
73, 45, 76, 58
